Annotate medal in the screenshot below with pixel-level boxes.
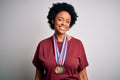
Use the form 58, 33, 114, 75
55, 66, 65, 74
53, 34, 68, 74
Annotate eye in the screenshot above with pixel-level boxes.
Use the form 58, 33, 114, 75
58, 18, 63, 21
66, 20, 70, 24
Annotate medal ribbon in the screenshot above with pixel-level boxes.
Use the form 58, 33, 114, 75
53, 34, 68, 65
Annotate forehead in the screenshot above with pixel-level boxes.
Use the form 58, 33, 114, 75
55, 11, 71, 19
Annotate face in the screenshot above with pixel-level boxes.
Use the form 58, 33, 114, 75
52, 11, 71, 35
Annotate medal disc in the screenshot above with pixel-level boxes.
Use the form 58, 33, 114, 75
55, 66, 64, 74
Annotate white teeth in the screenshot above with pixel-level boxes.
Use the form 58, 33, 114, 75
60, 26, 65, 30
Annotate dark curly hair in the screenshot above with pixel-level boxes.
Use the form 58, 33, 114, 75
47, 2, 78, 30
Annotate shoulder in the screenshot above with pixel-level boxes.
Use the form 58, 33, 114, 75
70, 36, 85, 49
38, 36, 53, 47
67, 34, 82, 44
71, 36, 83, 45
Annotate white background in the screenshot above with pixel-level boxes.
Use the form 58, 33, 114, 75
0, 0, 120, 80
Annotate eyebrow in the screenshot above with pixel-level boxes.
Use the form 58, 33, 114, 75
57, 17, 71, 21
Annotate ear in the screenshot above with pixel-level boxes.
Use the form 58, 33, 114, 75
52, 20, 54, 24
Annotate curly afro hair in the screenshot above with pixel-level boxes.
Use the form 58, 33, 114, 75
47, 2, 78, 30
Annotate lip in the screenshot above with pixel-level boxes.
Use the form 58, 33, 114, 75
59, 26, 66, 30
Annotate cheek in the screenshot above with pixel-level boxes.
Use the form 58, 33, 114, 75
67, 24, 70, 29
54, 22, 61, 28
54, 24, 59, 28
52, 20, 59, 26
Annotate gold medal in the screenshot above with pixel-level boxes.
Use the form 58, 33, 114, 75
53, 35, 67, 74
54, 66, 64, 74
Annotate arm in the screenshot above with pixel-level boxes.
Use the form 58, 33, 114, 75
79, 68, 88, 80
34, 69, 43, 80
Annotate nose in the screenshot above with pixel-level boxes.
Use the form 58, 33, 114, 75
61, 21, 66, 26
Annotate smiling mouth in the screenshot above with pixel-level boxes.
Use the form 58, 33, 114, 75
60, 27, 65, 30
59, 26, 66, 30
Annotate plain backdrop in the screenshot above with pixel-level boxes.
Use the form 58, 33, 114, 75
0, 0, 120, 80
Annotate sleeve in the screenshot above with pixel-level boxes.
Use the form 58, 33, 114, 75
77, 41, 88, 72
32, 43, 44, 70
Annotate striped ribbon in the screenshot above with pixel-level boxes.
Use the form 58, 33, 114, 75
53, 34, 68, 65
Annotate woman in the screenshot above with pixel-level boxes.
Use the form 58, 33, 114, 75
32, 2, 88, 80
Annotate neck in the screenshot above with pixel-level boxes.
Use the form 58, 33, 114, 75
55, 33, 65, 42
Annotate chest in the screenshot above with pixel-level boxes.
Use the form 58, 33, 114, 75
39, 42, 80, 72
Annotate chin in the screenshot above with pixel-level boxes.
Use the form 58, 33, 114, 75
59, 30, 67, 34
56, 31, 65, 34
55, 29, 67, 34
